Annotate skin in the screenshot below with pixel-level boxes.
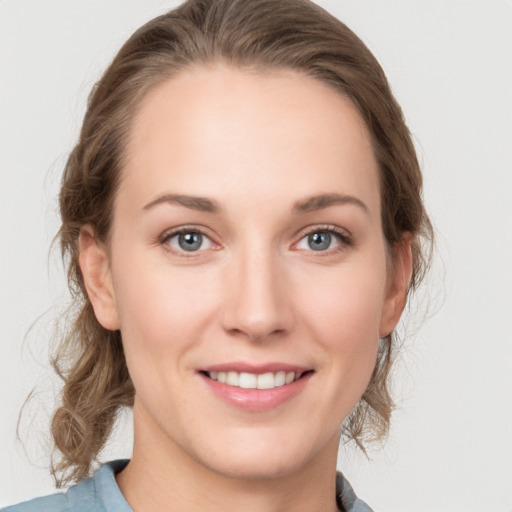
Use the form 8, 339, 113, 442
79, 64, 412, 512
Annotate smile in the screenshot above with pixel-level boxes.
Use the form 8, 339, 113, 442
205, 370, 304, 389
198, 364, 314, 411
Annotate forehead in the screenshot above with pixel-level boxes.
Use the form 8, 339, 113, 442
120, 64, 380, 216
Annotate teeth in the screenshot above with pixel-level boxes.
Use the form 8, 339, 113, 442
239, 372, 257, 389
226, 371, 239, 386
275, 371, 286, 387
206, 370, 304, 389
257, 372, 274, 389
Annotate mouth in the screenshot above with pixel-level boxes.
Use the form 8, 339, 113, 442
200, 369, 312, 390
197, 364, 314, 411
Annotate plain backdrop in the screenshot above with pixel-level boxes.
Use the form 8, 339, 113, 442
1, 1, 511, 511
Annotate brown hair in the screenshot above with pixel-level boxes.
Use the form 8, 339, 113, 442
52, 0, 433, 485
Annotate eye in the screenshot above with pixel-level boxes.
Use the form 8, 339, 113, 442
165, 230, 213, 253
295, 228, 350, 252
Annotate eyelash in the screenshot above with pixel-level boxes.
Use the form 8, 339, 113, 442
159, 226, 217, 256
294, 224, 353, 254
159, 224, 352, 256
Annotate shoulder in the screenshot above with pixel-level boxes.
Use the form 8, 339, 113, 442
2, 460, 130, 512
1, 480, 96, 512
336, 472, 374, 512
2, 492, 69, 512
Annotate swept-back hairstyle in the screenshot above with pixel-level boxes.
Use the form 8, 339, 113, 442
53, 0, 432, 485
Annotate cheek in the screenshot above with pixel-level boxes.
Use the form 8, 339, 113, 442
297, 259, 387, 376
306, 265, 386, 333
111, 253, 221, 368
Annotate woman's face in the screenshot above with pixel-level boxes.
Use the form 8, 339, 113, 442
82, 65, 409, 479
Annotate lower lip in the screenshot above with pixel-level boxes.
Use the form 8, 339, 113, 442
200, 373, 312, 412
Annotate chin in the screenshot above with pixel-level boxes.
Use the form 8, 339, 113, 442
190, 427, 334, 482
206, 453, 308, 481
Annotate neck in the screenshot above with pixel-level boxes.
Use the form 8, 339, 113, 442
116, 402, 340, 512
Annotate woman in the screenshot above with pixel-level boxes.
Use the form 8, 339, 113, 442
4, 0, 432, 510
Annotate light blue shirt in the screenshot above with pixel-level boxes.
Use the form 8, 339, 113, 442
2, 460, 373, 512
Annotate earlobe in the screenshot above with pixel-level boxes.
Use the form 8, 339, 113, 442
78, 226, 120, 331
379, 237, 413, 338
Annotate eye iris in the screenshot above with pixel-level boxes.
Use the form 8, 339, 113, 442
178, 232, 203, 251
308, 232, 331, 251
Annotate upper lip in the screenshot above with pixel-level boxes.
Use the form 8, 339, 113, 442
198, 361, 313, 374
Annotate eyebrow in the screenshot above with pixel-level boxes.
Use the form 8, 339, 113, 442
292, 193, 369, 214
142, 192, 368, 215
143, 194, 220, 213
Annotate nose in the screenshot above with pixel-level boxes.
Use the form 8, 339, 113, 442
220, 246, 293, 342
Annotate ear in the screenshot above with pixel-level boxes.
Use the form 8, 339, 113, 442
79, 226, 120, 331
379, 236, 413, 338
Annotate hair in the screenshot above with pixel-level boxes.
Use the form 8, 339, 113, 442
52, 0, 433, 486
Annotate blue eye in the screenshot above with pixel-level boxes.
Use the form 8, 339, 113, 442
296, 230, 345, 252
308, 232, 332, 251
166, 231, 213, 252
